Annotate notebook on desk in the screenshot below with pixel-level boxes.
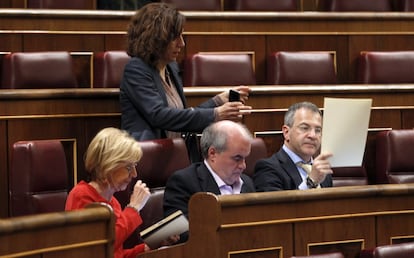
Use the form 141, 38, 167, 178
140, 210, 189, 249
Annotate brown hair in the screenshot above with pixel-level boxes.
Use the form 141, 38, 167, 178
126, 3, 185, 68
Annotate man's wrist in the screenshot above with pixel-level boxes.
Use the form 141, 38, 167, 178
306, 176, 319, 189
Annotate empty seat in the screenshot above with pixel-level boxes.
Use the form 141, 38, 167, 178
93, 51, 130, 88
332, 166, 368, 187
318, 0, 392, 11
138, 188, 165, 232
9, 140, 69, 216
1, 51, 78, 89
136, 138, 190, 188
375, 129, 414, 184
357, 51, 414, 84
267, 51, 337, 85
114, 138, 190, 209
291, 252, 344, 258
183, 52, 256, 86
123, 187, 166, 249
224, 0, 298, 11
244, 137, 268, 177
359, 242, 414, 258
27, 0, 95, 9
160, 0, 222, 11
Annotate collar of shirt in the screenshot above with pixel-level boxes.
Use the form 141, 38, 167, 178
282, 144, 313, 165
204, 160, 243, 195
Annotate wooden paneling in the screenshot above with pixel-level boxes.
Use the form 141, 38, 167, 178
23, 33, 105, 52
104, 34, 128, 50
137, 184, 414, 258
0, 34, 22, 52
72, 52, 93, 88
402, 110, 414, 129
0, 121, 7, 218
0, 203, 114, 258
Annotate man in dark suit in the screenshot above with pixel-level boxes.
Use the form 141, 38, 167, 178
163, 120, 256, 242
253, 101, 333, 191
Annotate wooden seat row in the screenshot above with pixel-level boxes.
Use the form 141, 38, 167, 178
4, 10, 414, 85
3, 50, 414, 88
360, 241, 414, 258
1, 85, 414, 218
2, 173, 414, 258
6, 119, 414, 230
4, 0, 414, 12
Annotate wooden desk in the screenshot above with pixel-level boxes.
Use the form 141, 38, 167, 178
0, 203, 114, 258
138, 184, 414, 258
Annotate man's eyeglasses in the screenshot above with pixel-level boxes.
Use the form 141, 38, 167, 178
295, 124, 322, 135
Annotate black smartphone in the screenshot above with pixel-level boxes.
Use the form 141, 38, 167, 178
229, 89, 240, 102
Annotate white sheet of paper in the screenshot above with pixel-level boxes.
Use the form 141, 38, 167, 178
321, 98, 372, 167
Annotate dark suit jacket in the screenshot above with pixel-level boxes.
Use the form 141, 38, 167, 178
253, 148, 333, 191
163, 162, 256, 242
120, 57, 218, 141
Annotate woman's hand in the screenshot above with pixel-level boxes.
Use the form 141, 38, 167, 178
232, 86, 251, 104
128, 180, 150, 211
159, 234, 180, 247
217, 86, 251, 104
215, 101, 252, 121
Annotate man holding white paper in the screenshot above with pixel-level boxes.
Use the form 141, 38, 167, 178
254, 102, 333, 191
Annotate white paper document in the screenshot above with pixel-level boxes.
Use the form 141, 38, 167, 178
321, 98, 372, 167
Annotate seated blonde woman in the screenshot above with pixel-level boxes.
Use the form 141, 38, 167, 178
65, 127, 151, 258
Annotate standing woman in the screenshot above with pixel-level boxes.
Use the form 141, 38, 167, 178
65, 127, 151, 258
120, 3, 251, 161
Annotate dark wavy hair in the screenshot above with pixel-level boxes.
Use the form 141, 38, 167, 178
126, 3, 185, 68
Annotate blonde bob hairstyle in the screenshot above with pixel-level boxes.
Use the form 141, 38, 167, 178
85, 127, 143, 182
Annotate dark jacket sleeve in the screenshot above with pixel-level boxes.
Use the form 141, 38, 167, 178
163, 169, 196, 219
253, 156, 292, 191
240, 174, 256, 193
163, 164, 203, 244
253, 152, 333, 191
120, 58, 218, 139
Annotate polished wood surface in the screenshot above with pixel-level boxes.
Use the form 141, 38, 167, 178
138, 183, 414, 258
2, 10, 414, 85
0, 0, 318, 10
1, 85, 414, 218
0, 203, 114, 258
